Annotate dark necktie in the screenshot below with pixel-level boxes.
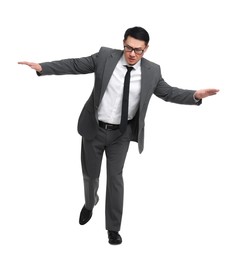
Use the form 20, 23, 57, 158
120, 66, 133, 133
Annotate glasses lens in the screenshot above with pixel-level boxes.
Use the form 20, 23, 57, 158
124, 46, 143, 55
124, 46, 132, 52
134, 49, 143, 55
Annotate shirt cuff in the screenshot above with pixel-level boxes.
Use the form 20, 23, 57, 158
193, 93, 201, 103
36, 71, 43, 76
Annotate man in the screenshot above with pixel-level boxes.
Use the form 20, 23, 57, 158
18, 26, 219, 245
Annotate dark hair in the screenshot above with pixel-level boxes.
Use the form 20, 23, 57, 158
124, 26, 150, 45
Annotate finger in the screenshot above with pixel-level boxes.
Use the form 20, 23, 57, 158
209, 88, 219, 93
18, 61, 32, 66
209, 89, 219, 95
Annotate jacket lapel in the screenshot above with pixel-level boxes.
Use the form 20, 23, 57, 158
139, 59, 152, 112
99, 50, 123, 105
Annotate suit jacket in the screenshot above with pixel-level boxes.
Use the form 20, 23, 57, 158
38, 47, 201, 153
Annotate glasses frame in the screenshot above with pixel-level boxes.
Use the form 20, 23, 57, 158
123, 45, 145, 55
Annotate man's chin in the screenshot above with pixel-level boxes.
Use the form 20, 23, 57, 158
128, 60, 136, 65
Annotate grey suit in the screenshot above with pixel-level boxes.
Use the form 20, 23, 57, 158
38, 47, 201, 231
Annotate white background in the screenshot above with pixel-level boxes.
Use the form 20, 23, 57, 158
1, 0, 241, 259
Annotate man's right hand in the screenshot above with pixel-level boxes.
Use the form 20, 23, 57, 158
18, 61, 42, 72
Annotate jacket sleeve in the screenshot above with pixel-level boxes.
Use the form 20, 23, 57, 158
154, 66, 202, 105
37, 52, 99, 76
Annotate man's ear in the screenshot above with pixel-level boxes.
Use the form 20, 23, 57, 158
144, 45, 149, 52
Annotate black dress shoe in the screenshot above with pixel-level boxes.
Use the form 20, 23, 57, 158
79, 205, 92, 225
108, 231, 122, 245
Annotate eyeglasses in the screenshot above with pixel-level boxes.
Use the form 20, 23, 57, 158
124, 45, 145, 55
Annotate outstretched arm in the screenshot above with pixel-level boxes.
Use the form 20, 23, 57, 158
194, 88, 219, 100
18, 61, 42, 72
18, 55, 97, 75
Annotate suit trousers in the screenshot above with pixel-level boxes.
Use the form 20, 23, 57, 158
81, 124, 132, 231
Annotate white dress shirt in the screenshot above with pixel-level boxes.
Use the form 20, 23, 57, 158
97, 55, 141, 124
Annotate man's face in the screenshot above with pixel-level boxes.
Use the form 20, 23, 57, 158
123, 36, 148, 65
